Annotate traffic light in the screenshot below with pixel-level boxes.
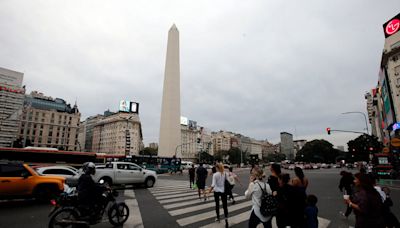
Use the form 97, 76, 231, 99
326, 128, 331, 135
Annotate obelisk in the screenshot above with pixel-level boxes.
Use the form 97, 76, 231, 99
158, 24, 181, 157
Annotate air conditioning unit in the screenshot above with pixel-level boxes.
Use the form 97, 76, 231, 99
392, 56, 399, 61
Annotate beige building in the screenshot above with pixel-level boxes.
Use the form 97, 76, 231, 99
0, 67, 25, 147
261, 141, 279, 159
17, 91, 80, 150
92, 112, 143, 156
212, 131, 232, 152
250, 139, 263, 159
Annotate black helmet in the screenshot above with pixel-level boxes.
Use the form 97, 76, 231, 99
82, 162, 96, 175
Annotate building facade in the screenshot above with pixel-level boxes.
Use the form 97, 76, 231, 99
0, 67, 24, 147
366, 13, 400, 145
293, 139, 307, 158
92, 112, 143, 156
17, 91, 80, 150
280, 132, 294, 160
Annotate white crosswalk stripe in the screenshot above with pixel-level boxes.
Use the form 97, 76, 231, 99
123, 190, 144, 228
150, 179, 331, 228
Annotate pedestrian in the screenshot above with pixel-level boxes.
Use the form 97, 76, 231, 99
344, 172, 384, 228
267, 163, 281, 193
189, 164, 195, 189
382, 186, 400, 228
290, 167, 308, 227
245, 166, 273, 228
227, 167, 242, 204
304, 194, 318, 228
196, 163, 208, 200
275, 173, 296, 228
208, 163, 229, 228
338, 171, 354, 218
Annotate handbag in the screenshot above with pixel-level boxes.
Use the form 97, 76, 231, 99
192, 183, 198, 189
224, 173, 232, 194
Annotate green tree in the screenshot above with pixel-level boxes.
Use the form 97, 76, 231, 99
296, 139, 339, 163
139, 147, 158, 156
347, 134, 383, 162
265, 153, 286, 162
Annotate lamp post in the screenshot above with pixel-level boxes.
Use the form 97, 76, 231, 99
342, 111, 369, 135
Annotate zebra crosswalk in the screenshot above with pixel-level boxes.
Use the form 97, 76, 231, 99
150, 179, 331, 228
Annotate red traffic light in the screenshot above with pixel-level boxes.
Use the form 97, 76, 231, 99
326, 128, 331, 135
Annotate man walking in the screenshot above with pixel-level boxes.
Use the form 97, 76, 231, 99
189, 164, 196, 188
196, 163, 208, 200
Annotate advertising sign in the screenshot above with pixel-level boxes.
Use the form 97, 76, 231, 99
188, 120, 197, 130
130, 102, 139, 113
383, 13, 400, 38
180, 116, 188, 126
119, 100, 130, 112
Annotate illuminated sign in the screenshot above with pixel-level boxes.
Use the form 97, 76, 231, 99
119, 100, 139, 113
180, 116, 188, 126
383, 13, 400, 38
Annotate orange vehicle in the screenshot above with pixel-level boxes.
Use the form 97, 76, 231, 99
0, 161, 65, 200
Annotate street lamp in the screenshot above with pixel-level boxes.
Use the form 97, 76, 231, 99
342, 112, 369, 135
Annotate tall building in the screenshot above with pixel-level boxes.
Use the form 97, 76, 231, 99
179, 118, 199, 160
293, 139, 307, 157
0, 67, 25, 147
366, 13, 400, 145
92, 112, 143, 155
280, 132, 294, 160
159, 24, 181, 157
212, 131, 232, 152
78, 114, 105, 151
17, 91, 80, 150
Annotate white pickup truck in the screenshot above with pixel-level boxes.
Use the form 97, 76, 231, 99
94, 162, 157, 188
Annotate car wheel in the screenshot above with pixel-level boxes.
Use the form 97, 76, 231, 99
145, 177, 155, 188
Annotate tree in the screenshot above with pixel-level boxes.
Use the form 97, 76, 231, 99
296, 139, 339, 163
347, 134, 383, 162
265, 153, 286, 162
139, 147, 158, 156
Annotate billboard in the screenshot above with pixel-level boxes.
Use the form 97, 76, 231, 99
180, 116, 188, 126
119, 100, 139, 113
188, 120, 197, 130
383, 13, 400, 38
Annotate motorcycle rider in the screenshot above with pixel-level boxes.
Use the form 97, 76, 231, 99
77, 162, 103, 218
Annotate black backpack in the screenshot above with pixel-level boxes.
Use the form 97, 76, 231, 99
256, 182, 278, 216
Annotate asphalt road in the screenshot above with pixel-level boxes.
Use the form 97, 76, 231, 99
1, 167, 399, 228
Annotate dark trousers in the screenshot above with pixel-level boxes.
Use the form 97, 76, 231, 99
228, 185, 235, 200
214, 192, 228, 219
345, 204, 353, 217
249, 210, 272, 228
189, 176, 195, 188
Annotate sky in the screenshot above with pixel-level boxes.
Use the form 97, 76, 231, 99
1, 1, 399, 149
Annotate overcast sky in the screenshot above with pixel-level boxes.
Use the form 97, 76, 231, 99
1, 1, 399, 149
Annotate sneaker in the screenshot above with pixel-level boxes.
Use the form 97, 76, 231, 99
215, 218, 220, 222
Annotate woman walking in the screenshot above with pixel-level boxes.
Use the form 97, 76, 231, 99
344, 172, 384, 228
208, 163, 229, 227
245, 166, 273, 228
338, 171, 354, 218
290, 167, 308, 227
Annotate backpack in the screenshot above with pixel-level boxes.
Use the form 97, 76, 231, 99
256, 182, 278, 217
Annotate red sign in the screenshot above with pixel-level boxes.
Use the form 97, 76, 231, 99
383, 13, 400, 38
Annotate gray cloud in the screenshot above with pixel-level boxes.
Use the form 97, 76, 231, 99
0, 0, 398, 148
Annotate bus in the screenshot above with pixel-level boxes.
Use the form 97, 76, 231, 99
0, 147, 96, 166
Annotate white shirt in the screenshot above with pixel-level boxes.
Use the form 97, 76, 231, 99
245, 180, 272, 222
374, 186, 387, 202
211, 171, 227, 193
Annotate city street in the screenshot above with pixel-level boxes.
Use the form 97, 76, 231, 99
1, 167, 399, 228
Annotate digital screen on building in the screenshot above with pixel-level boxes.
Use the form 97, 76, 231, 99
119, 100, 130, 112
188, 120, 197, 130
180, 116, 188, 125
130, 102, 139, 113
383, 13, 400, 38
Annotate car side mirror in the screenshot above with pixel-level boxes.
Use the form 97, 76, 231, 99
139, 168, 143, 172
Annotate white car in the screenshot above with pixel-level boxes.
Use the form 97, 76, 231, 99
35, 165, 80, 178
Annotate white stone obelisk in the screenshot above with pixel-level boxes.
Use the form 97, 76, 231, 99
158, 24, 181, 157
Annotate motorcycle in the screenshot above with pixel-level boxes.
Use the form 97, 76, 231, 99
48, 180, 129, 227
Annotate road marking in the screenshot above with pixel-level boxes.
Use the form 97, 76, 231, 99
152, 189, 194, 196
160, 192, 216, 204
123, 190, 144, 228
169, 195, 246, 216
156, 191, 200, 200
176, 200, 252, 226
